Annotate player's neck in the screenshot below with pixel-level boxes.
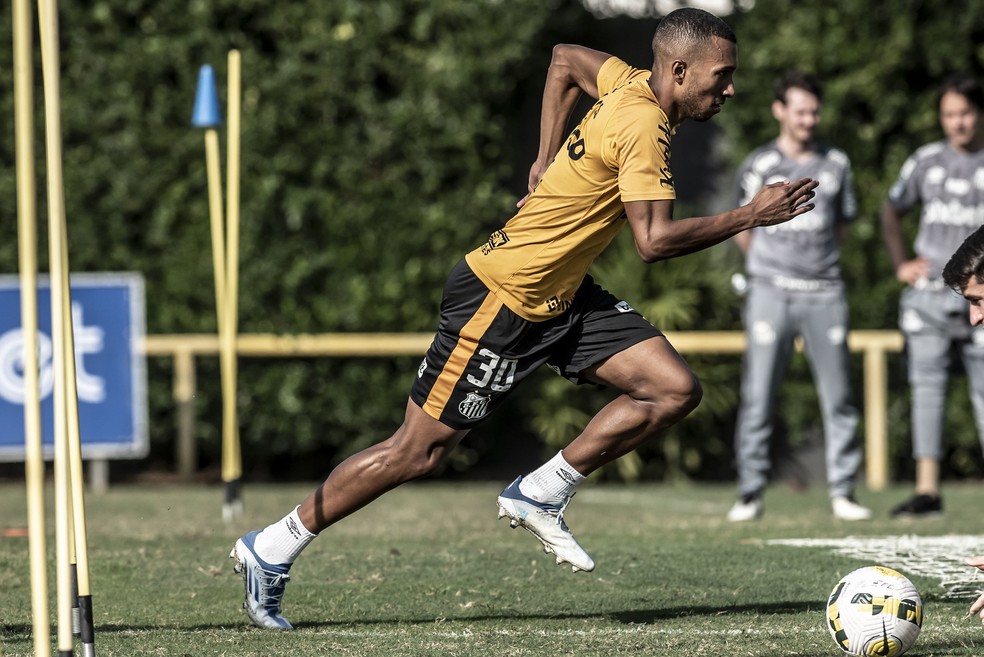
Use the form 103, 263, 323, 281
948, 135, 984, 155
648, 73, 683, 128
775, 134, 815, 162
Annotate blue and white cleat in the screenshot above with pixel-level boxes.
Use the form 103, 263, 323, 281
496, 476, 595, 572
230, 530, 294, 630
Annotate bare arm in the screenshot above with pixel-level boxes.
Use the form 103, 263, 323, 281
733, 230, 752, 255
625, 179, 818, 263
880, 200, 929, 284
518, 44, 612, 207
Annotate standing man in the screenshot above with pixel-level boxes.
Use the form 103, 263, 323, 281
230, 8, 818, 630
726, 72, 871, 522
882, 73, 984, 518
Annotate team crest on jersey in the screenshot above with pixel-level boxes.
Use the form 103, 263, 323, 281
458, 392, 490, 420
481, 230, 510, 255
614, 300, 634, 313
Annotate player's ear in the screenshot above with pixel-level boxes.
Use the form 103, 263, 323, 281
771, 99, 785, 122
672, 60, 687, 85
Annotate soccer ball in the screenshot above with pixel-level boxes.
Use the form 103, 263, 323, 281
826, 566, 923, 657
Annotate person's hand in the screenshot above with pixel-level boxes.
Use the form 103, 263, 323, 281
517, 160, 550, 209
746, 177, 818, 227
896, 257, 931, 286
965, 556, 984, 625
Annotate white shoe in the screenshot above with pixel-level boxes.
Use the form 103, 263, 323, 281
832, 495, 872, 521
496, 476, 595, 572
727, 493, 763, 522
230, 530, 294, 630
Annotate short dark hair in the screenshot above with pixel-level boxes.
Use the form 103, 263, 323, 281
942, 225, 984, 290
651, 8, 736, 66
774, 71, 823, 104
937, 73, 984, 112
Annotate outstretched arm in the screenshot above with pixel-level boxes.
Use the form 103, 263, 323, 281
624, 179, 818, 263
518, 44, 612, 207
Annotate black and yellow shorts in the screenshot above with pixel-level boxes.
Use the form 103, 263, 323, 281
409, 259, 663, 429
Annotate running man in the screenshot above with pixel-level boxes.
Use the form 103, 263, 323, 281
726, 72, 871, 522
882, 73, 984, 518
231, 8, 817, 629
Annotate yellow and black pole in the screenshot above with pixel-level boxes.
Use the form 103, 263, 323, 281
222, 50, 243, 521
37, 0, 96, 654
192, 54, 244, 520
13, 0, 50, 654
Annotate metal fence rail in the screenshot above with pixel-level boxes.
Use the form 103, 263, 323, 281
141, 330, 904, 489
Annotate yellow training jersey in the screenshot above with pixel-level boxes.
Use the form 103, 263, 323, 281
464, 56, 675, 321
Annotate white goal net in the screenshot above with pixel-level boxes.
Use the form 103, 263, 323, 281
768, 534, 984, 599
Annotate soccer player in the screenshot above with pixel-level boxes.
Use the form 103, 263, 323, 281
231, 8, 818, 630
881, 73, 984, 518
940, 232, 984, 625
725, 72, 871, 523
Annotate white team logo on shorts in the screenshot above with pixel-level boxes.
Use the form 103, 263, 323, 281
901, 309, 924, 333
417, 359, 427, 378
751, 320, 776, 345
614, 300, 634, 313
458, 391, 490, 420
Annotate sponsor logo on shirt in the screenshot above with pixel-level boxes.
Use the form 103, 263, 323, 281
546, 295, 574, 314
658, 124, 674, 189
922, 198, 984, 227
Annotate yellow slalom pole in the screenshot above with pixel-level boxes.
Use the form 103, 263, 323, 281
204, 126, 230, 512
61, 243, 95, 656
205, 128, 226, 340
13, 0, 51, 654
36, 0, 76, 652
221, 49, 243, 521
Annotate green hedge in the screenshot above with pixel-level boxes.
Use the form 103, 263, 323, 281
2, 0, 983, 483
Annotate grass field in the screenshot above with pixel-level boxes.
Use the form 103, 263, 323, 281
1, 480, 983, 656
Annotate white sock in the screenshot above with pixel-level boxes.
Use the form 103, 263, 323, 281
252, 506, 317, 565
518, 451, 586, 504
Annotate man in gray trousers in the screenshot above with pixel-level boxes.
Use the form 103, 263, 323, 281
728, 72, 872, 522
882, 73, 984, 518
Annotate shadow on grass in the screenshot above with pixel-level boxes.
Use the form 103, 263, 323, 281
0, 602, 820, 638
609, 600, 822, 623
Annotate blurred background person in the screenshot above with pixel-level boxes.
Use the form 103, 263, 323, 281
727, 72, 870, 522
881, 73, 984, 518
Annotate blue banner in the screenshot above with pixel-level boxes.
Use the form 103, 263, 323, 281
0, 273, 148, 461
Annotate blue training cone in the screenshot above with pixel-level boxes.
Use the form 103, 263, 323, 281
191, 64, 222, 128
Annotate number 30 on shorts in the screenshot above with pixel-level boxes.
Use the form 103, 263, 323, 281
466, 348, 517, 393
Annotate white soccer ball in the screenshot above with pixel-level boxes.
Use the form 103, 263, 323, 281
826, 566, 923, 657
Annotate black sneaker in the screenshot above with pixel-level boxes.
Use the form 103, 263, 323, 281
889, 493, 943, 518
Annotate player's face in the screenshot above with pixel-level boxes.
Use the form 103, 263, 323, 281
964, 278, 984, 326
940, 91, 981, 151
774, 87, 820, 144
680, 36, 737, 122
